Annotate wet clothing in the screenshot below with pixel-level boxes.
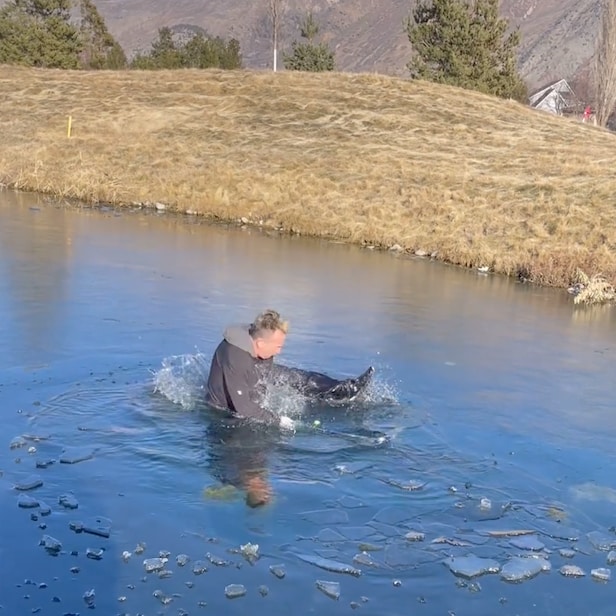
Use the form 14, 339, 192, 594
206, 325, 274, 422
206, 325, 360, 422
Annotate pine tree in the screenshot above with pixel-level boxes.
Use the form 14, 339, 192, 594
131, 27, 183, 69
406, 0, 527, 101
0, 0, 82, 68
79, 0, 126, 69
131, 27, 242, 70
283, 11, 334, 72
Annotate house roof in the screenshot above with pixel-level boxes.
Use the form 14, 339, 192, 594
529, 78, 577, 109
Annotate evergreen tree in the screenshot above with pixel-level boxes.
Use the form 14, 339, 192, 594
0, 0, 82, 68
79, 0, 126, 69
406, 0, 527, 101
283, 11, 334, 72
131, 27, 242, 70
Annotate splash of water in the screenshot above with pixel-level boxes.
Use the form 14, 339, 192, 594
152, 353, 399, 418
152, 353, 210, 410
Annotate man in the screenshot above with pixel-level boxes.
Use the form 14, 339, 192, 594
206, 309, 373, 423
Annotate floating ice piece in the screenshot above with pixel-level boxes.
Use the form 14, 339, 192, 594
500, 556, 546, 582
143, 557, 167, 573
404, 530, 425, 542
444, 554, 501, 579
40, 535, 62, 555
486, 529, 535, 538
83, 588, 95, 607
240, 542, 259, 563
153, 589, 173, 605
17, 494, 39, 509
297, 553, 361, 577
432, 536, 471, 547
382, 478, 426, 492
607, 551, 616, 565
176, 554, 190, 567
225, 584, 247, 599
35, 458, 55, 469
59, 447, 95, 464
479, 498, 492, 510
207, 552, 231, 566
10, 436, 27, 449
69, 517, 111, 538
301, 509, 349, 525
121, 551, 131, 562
560, 564, 586, 577
269, 564, 286, 579
315, 580, 340, 600
587, 531, 616, 552
559, 549, 576, 559
38, 501, 51, 516
509, 535, 545, 551
316, 528, 346, 542
352, 552, 379, 568
14, 474, 43, 491
338, 495, 366, 508
134, 542, 146, 554
58, 493, 79, 509
192, 560, 208, 575
591, 568, 611, 582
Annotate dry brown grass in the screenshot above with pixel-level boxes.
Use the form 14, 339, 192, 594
2, 65, 616, 292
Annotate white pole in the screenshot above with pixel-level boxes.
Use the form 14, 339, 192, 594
273, 47, 277, 72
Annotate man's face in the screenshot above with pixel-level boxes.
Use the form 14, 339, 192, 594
254, 329, 286, 360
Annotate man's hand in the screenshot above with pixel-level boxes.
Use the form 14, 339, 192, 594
279, 415, 296, 431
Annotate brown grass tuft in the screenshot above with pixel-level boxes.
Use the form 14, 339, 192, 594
1, 65, 616, 299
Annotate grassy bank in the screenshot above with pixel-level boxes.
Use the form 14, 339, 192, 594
1, 65, 616, 295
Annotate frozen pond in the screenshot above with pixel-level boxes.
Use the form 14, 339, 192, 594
1, 189, 616, 615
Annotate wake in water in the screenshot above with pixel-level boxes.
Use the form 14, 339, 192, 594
151, 353, 398, 419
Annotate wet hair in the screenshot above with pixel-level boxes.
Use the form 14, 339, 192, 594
248, 309, 289, 339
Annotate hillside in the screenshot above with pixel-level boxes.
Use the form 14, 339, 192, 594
1, 65, 616, 294
89, 0, 601, 92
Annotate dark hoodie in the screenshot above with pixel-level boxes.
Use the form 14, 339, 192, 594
206, 325, 275, 422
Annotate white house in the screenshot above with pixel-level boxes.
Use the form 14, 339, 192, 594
528, 79, 578, 116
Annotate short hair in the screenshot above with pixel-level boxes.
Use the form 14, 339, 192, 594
249, 309, 289, 338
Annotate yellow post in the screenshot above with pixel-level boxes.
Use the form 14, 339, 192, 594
67, 115, 72, 138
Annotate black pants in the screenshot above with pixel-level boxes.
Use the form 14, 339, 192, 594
268, 364, 349, 399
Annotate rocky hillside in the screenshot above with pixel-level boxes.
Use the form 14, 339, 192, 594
92, 0, 600, 92
1, 0, 602, 92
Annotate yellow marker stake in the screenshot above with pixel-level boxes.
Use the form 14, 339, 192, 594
67, 115, 72, 138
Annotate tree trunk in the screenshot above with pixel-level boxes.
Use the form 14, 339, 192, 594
594, 0, 616, 127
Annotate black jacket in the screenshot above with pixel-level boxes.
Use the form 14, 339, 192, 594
206, 325, 275, 422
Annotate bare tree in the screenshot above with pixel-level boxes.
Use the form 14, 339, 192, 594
594, 0, 616, 127
268, 0, 286, 71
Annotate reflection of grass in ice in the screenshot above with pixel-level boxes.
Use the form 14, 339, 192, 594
152, 353, 209, 410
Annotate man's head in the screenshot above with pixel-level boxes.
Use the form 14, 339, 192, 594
249, 309, 288, 360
